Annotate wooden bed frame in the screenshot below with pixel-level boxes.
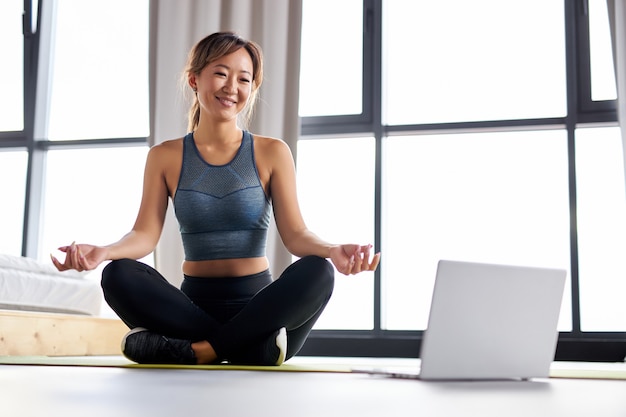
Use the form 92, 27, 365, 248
0, 309, 128, 356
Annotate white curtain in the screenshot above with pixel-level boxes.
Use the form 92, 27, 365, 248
607, 0, 626, 187
148, 0, 303, 286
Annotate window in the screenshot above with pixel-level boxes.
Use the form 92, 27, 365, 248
382, 130, 571, 331
575, 127, 626, 331
47, 0, 149, 140
38, 0, 151, 267
588, 0, 617, 101
0, 150, 28, 255
4, 0, 151, 277
383, 0, 566, 125
9, 0, 624, 360
41, 146, 149, 265
299, 0, 363, 117
297, 137, 376, 330
0, 0, 24, 132
41, 145, 151, 317
298, 0, 623, 360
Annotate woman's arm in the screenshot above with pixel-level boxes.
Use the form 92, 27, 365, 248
263, 138, 380, 275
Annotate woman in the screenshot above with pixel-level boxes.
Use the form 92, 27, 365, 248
51, 32, 380, 365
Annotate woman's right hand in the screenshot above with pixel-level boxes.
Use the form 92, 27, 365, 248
50, 242, 109, 272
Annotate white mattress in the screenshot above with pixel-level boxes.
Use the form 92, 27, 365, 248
0, 254, 102, 316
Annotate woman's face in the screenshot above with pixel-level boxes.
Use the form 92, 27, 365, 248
190, 47, 254, 122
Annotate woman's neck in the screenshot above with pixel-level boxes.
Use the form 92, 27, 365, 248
193, 120, 242, 145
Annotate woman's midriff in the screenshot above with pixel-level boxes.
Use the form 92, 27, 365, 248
182, 256, 270, 278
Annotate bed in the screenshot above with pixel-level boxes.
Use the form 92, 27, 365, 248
0, 253, 102, 316
0, 254, 127, 356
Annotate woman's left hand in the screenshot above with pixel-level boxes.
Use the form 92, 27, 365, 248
330, 244, 381, 276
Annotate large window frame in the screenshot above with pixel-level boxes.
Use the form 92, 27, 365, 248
1, 0, 150, 259
298, 0, 625, 361
5, 0, 623, 361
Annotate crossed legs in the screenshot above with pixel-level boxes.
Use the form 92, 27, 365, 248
101, 256, 335, 364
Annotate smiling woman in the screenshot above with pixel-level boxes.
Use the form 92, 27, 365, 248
185, 37, 262, 131
188, 49, 256, 131
50, 31, 379, 367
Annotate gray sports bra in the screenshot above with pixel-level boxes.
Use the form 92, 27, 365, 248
173, 131, 271, 261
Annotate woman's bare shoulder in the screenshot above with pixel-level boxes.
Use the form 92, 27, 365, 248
252, 134, 292, 155
151, 137, 183, 151
148, 137, 183, 159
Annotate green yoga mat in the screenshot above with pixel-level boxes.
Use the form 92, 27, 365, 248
2, 356, 625, 380
0, 355, 354, 373
549, 362, 626, 381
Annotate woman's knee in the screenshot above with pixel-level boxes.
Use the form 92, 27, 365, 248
298, 255, 335, 297
101, 258, 139, 294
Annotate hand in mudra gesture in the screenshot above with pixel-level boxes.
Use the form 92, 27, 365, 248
330, 244, 380, 276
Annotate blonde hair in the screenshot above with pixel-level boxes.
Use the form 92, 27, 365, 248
183, 32, 264, 132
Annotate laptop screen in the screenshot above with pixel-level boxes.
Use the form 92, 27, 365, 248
419, 260, 566, 380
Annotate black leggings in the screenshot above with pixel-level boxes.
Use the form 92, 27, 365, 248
100, 256, 335, 361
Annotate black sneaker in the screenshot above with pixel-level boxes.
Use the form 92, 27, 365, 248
228, 327, 287, 366
121, 327, 196, 365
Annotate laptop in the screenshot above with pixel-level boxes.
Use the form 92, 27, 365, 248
358, 260, 566, 381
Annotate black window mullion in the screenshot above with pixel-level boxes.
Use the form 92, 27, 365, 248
367, 0, 383, 334
20, 0, 42, 258
564, 0, 582, 335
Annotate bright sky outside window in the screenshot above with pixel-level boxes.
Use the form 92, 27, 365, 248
47, 0, 149, 140
381, 130, 572, 331
0, 0, 24, 132
297, 137, 376, 330
383, 0, 567, 125
575, 127, 626, 331
0, 151, 27, 255
42, 146, 151, 262
299, 0, 363, 117
589, 0, 618, 101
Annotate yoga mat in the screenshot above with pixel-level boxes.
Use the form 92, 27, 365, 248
0, 355, 353, 373
2, 356, 625, 380
549, 362, 626, 381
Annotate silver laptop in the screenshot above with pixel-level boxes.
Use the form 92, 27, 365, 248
359, 260, 566, 381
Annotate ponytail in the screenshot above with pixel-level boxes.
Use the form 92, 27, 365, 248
188, 98, 200, 133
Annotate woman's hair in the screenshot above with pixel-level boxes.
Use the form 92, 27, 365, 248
183, 31, 264, 132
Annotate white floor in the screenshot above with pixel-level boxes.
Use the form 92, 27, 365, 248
1, 357, 625, 417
